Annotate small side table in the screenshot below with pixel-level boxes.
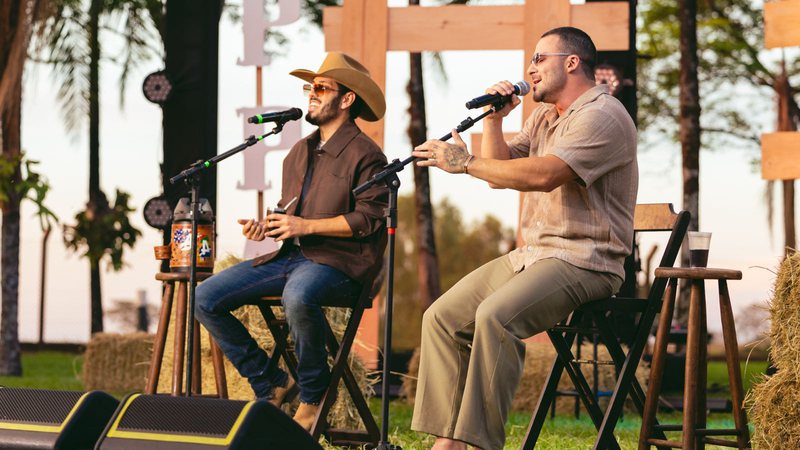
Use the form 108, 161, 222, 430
639, 267, 751, 450
145, 272, 228, 398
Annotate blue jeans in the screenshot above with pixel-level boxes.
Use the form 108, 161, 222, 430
194, 246, 360, 403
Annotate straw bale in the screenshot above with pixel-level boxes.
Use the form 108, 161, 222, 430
402, 341, 649, 415
83, 332, 153, 393
748, 252, 800, 448
765, 252, 800, 373
747, 370, 800, 449
153, 254, 370, 429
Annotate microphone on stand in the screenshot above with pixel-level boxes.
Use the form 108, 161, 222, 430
464, 81, 531, 109
247, 108, 303, 124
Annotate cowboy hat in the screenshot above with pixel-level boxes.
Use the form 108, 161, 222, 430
290, 52, 386, 122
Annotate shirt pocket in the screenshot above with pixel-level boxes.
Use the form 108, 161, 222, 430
314, 169, 352, 215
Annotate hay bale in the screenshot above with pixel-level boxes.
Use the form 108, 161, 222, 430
402, 341, 649, 415
764, 252, 800, 373
748, 252, 800, 448
747, 370, 800, 449
84, 332, 153, 393
153, 254, 370, 429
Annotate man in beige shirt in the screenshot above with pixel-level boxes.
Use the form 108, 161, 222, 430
410, 27, 638, 450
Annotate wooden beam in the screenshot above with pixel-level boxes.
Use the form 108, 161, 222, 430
324, 3, 629, 52
765, 0, 800, 49
335, 0, 388, 146
522, 0, 571, 119
762, 132, 800, 180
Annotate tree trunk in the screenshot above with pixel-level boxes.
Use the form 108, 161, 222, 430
776, 65, 797, 256
88, 0, 105, 333
407, 48, 441, 311
675, 0, 701, 326
0, 79, 23, 376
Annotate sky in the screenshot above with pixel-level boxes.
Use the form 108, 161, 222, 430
7, 0, 792, 343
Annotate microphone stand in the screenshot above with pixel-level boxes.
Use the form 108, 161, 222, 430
170, 122, 288, 397
358, 104, 502, 450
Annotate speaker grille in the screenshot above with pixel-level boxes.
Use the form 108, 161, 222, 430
0, 388, 83, 425
116, 396, 248, 437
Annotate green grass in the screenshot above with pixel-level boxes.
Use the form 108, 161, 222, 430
707, 360, 768, 395
2, 352, 762, 449
0, 351, 84, 391
365, 399, 750, 449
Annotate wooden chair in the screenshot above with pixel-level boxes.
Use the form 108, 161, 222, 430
522, 203, 691, 450
257, 268, 381, 447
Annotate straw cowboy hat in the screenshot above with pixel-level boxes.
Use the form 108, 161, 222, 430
290, 52, 386, 122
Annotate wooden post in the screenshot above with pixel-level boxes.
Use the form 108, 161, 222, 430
763, 0, 800, 255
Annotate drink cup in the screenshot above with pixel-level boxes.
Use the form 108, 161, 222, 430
688, 231, 711, 267
265, 206, 286, 231
154, 245, 170, 260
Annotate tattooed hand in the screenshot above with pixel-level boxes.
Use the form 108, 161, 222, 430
411, 129, 472, 174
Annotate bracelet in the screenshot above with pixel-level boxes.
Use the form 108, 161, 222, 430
463, 154, 475, 174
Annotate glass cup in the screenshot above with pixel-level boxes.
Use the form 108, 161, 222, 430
264, 206, 286, 231
687, 231, 712, 267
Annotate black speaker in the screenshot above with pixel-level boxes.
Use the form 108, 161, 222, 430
95, 394, 323, 450
0, 387, 119, 450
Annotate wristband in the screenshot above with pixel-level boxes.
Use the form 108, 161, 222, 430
463, 154, 475, 174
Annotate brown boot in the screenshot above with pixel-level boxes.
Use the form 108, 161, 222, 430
292, 402, 319, 432
268, 377, 298, 408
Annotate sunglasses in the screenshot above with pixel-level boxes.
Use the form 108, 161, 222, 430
530, 52, 572, 65
302, 83, 340, 97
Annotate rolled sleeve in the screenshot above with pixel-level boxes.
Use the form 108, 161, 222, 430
344, 151, 389, 238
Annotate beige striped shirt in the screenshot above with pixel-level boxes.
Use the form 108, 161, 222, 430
506, 85, 638, 279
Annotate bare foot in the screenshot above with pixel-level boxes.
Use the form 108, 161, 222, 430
431, 437, 467, 450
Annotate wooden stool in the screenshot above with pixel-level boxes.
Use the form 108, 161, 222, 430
639, 267, 751, 450
145, 272, 228, 398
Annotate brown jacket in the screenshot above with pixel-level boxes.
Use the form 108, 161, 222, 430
252, 120, 388, 284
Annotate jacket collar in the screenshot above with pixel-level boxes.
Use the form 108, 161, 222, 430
305, 120, 362, 158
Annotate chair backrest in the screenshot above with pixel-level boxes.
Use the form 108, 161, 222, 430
612, 204, 690, 343
631, 204, 690, 302
633, 203, 691, 272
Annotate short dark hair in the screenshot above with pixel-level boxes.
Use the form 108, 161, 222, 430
541, 27, 597, 81
336, 83, 364, 121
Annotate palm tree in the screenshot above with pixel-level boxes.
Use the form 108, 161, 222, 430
37, 0, 160, 333
0, 0, 56, 375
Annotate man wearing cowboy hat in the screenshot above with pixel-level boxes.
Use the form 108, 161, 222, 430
195, 52, 388, 431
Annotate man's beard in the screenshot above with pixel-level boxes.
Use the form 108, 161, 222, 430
533, 72, 566, 104
305, 96, 341, 126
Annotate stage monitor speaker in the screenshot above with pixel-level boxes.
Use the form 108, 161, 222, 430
95, 394, 323, 450
0, 387, 119, 450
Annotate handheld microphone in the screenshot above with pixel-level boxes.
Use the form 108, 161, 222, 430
247, 108, 303, 124
464, 81, 531, 109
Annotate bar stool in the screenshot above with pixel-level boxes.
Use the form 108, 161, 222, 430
639, 267, 751, 450
145, 272, 228, 398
